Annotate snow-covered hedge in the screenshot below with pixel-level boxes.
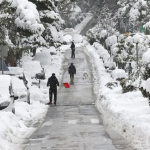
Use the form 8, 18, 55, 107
105, 35, 117, 47
93, 42, 110, 62
142, 49, 150, 64
111, 69, 126, 79
85, 43, 150, 150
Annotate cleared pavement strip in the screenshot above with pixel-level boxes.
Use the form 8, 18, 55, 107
24, 47, 132, 150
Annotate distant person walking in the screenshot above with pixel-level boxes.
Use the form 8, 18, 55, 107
68, 63, 76, 83
70, 41, 75, 58
47, 73, 59, 105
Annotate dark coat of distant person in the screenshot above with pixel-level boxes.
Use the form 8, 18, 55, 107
47, 74, 59, 90
68, 63, 76, 74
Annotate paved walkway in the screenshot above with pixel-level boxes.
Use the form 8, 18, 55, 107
24, 47, 132, 150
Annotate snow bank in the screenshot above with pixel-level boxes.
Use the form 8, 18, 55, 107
85, 43, 150, 150
93, 42, 110, 63
73, 34, 83, 43
63, 34, 73, 43
111, 69, 126, 79
145, 78, 150, 93
0, 45, 64, 149
142, 49, 150, 64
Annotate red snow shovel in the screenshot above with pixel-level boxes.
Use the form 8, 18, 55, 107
63, 82, 70, 88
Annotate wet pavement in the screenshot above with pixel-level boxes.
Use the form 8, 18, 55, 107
24, 47, 133, 150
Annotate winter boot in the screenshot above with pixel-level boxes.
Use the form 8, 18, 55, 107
46, 101, 52, 105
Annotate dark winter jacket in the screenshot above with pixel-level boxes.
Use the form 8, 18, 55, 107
47, 76, 59, 90
68, 64, 76, 74
70, 42, 75, 50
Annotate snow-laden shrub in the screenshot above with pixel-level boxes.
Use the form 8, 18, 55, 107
125, 36, 133, 44
73, 34, 83, 43
111, 69, 126, 80
63, 34, 73, 43
100, 30, 107, 38
102, 54, 110, 63
104, 60, 116, 70
106, 81, 118, 89
109, 61, 116, 70
10, 0, 45, 34
104, 60, 110, 69
105, 35, 117, 47
117, 0, 148, 30
142, 49, 150, 64
140, 78, 150, 103
145, 78, 150, 94
93, 42, 110, 62
140, 80, 148, 98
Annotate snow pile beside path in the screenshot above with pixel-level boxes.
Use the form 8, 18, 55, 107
0, 46, 64, 150
142, 48, 150, 64
111, 69, 126, 79
73, 34, 83, 43
85, 43, 150, 150
0, 102, 47, 150
63, 35, 73, 43
93, 42, 110, 62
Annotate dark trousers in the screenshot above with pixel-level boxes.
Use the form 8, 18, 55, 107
70, 74, 74, 79
49, 88, 57, 102
71, 49, 75, 58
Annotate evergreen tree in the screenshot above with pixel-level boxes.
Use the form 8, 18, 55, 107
29, 0, 64, 48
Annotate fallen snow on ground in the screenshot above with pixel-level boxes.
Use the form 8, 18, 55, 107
85, 43, 150, 150
0, 46, 64, 150
75, 13, 93, 34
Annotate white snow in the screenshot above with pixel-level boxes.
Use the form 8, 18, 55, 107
2, 7, 150, 150
0, 75, 11, 103
75, 14, 93, 34
0, 46, 64, 150
142, 48, 150, 64
145, 78, 150, 93
106, 35, 117, 47
11, 76, 27, 101
22, 61, 43, 78
111, 69, 126, 79
73, 34, 83, 43
85, 43, 150, 150
63, 34, 73, 43
5, 0, 45, 33
100, 30, 107, 38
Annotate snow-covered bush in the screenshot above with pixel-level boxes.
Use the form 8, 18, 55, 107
93, 42, 110, 63
111, 69, 126, 80
73, 34, 83, 43
140, 78, 150, 104
63, 35, 73, 44
117, 0, 150, 33
105, 35, 117, 48
100, 30, 108, 38
145, 78, 150, 94
142, 49, 150, 64
8, 0, 44, 33
105, 81, 118, 89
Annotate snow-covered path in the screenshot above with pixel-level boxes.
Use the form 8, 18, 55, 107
75, 14, 93, 34
24, 46, 132, 150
